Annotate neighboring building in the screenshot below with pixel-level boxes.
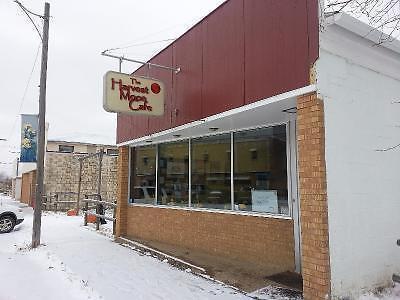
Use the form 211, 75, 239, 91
18, 140, 118, 208
20, 169, 36, 207
44, 140, 118, 202
113, 1, 400, 300
0, 177, 12, 195
11, 161, 36, 201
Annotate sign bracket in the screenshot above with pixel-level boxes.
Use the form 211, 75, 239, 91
101, 52, 181, 74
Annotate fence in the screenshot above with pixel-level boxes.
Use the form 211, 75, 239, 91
44, 192, 79, 212
82, 194, 117, 234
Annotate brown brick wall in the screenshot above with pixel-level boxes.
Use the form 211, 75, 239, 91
126, 206, 295, 274
115, 146, 129, 236
21, 170, 36, 207
297, 92, 331, 300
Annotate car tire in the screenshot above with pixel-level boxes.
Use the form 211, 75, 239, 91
0, 215, 16, 234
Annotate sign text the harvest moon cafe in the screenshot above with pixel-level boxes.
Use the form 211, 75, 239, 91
103, 71, 165, 116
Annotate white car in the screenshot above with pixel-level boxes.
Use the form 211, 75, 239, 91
0, 201, 24, 233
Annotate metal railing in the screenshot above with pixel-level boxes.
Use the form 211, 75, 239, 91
82, 194, 117, 233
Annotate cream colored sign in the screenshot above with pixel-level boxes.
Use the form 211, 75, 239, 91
103, 71, 164, 116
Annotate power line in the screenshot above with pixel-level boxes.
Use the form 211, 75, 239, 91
14, 0, 44, 41
103, 38, 176, 54
6, 43, 41, 142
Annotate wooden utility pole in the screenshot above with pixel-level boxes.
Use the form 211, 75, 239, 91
32, 2, 50, 248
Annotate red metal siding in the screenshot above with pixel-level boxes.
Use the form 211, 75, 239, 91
201, 0, 245, 116
172, 25, 203, 127
117, 0, 318, 143
244, 0, 309, 104
147, 48, 173, 133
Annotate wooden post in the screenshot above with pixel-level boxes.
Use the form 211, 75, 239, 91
84, 195, 88, 226
76, 159, 83, 215
54, 193, 58, 213
113, 200, 117, 236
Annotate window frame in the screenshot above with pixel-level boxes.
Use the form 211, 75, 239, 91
127, 121, 294, 218
58, 145, 74, 153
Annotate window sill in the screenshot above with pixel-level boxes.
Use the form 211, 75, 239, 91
127, 203, 292, 220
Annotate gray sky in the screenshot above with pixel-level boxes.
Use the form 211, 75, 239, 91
0, 0, 226, 176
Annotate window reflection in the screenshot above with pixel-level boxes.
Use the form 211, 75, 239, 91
234, 126, 288, 214
158, 141, 189, 207
130, 146, 156, 204
128, 125, 290, 215
191, 134, 231, 210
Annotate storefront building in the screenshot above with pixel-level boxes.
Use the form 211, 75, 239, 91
114, 1, 400, 299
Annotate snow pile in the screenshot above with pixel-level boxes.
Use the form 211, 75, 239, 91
359, 283, 400, 300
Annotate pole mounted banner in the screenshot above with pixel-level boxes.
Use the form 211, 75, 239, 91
103, 71, 165, 116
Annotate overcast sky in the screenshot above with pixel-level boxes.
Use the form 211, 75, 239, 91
0, 0, 226, 176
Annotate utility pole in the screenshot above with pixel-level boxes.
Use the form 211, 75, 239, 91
32, 2, 50, 248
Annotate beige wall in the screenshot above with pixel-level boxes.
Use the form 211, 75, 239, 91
44, 151, 117, 203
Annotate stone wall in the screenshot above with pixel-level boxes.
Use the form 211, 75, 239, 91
44, 152, 117, 203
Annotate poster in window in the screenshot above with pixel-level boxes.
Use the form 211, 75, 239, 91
251, 189, 278, 213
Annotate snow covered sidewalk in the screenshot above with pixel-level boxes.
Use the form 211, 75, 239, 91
1, 195, 399, 300
0, 196, 250, 300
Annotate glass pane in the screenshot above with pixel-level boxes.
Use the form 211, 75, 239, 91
158, 141, 189, 207
191, 134, 231, 210
234, 125, 288, 214
129, 146, 156, 204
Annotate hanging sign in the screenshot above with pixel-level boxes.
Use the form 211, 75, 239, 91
20, 114, 38, 162
103, 71, 164, 116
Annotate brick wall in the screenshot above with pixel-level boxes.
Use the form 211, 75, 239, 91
115, 146, 294, 273
115, 146, 129, 236
44, 152, 117, 202
297, 92, 331, 300
21, 170, 36, 207
126, 206, 295, 273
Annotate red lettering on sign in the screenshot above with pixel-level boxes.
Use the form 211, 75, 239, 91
111, 77, 156, 113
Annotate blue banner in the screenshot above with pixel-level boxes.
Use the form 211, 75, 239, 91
20, 114, 38, 162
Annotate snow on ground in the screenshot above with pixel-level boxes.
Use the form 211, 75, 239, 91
359, 284, 400, 300
0, 195, 249, 300
1, 194, 399, 300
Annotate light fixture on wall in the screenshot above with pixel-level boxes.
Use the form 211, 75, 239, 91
173, 134, 181, 138
282, 107, 297, 114
209, 127, 219, 132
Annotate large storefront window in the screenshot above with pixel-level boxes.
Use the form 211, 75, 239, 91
234, 126, 288, 214
191, 134, 231, 210
128, 124, 290, 216
129, 146, 156, 204
157, 141, 189, 207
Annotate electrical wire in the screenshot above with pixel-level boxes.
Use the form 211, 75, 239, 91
6, 44, 41, 143
14, 0, 44, 41
103, 38, 176, 54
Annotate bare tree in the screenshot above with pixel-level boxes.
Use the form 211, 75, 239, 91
325, 0, 400, 43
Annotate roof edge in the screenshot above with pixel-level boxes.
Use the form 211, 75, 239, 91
325, 13, 400, 55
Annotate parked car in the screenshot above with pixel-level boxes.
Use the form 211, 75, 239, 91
0, 201, 24, 233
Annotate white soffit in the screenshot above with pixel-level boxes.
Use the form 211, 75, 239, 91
118, 84, 316, 147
